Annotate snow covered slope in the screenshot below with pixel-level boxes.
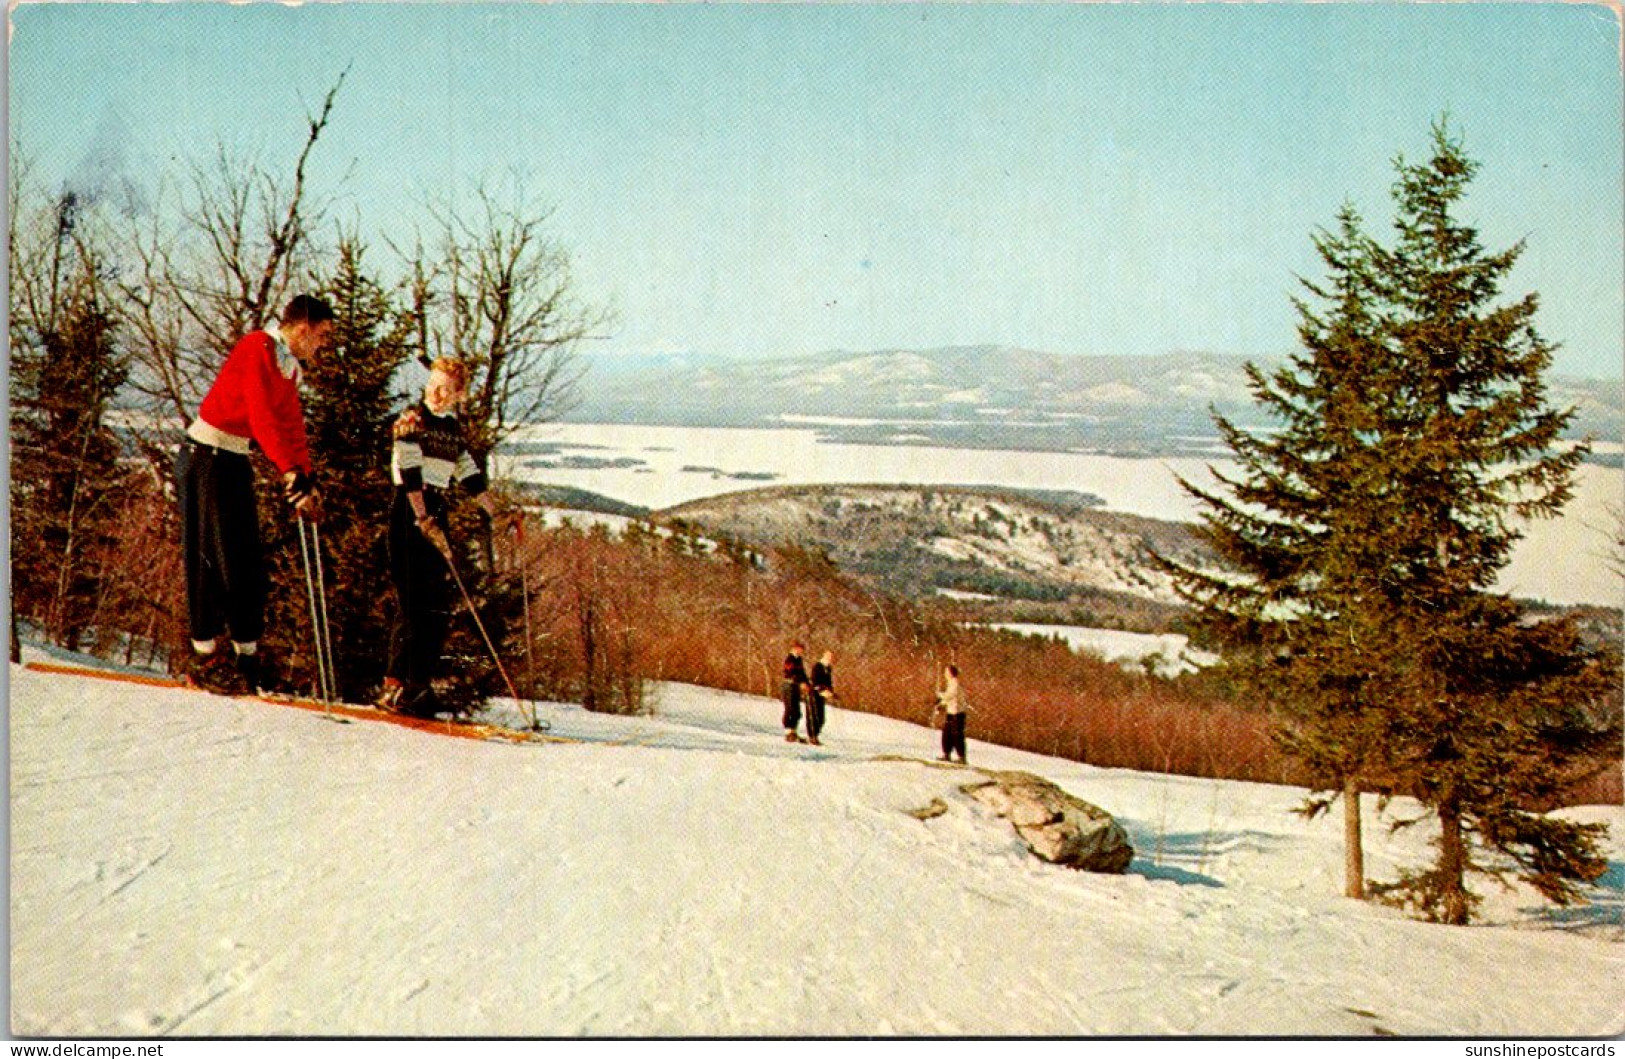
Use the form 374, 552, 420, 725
9, 659, 1622, 1037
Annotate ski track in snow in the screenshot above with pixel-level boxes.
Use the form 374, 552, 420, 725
9, 657, 1624, 1037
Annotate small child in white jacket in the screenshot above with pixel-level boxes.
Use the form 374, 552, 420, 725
932, 664, 970, 764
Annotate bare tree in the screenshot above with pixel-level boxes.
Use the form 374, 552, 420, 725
400, 180, 609, 452
8, 151, 63, 336
519, 524, 647, 715
118, 72, 348, 427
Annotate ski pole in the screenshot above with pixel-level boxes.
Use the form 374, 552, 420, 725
298, 518, 338, 707
311, 521, 338, 703
302, 519, 333, 708
513, 519, 537, 710
520, 559, 535, 695
297, 519, 325, 704
439, 542, 536, 729
295, 516, 320, 698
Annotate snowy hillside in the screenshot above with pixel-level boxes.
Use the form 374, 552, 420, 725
661, 483, 1208, 607
9, 655, 1623, 1038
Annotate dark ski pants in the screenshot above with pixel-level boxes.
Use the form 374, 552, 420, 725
386, 492, 452, 689
175, 442, 266, 647
781, 680, 803, 732
942, 713, 967, 762
806, 691, 827, 740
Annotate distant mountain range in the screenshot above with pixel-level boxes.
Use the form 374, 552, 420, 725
571, 346, 1623, 458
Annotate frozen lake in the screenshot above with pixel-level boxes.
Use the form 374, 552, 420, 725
498, 422, 1623, 608
499, 422, 1222, 518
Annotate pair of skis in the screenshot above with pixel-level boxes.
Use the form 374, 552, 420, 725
296, 518, 546, 733
24, 661, 558, 747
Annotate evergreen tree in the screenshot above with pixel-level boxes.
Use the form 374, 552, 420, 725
9, 192, 132, 650
1171, 120, 1618, 923
1376, 594, 1616, 923
1363, 123, 1617, 924
1168, 204, 1399, 899
256, 236, 415, 701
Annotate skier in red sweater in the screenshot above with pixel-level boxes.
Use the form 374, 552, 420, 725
175, 294, 335, 693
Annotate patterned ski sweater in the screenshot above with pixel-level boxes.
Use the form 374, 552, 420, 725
390, 403, 487, 496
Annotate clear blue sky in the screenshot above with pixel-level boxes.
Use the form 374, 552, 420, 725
10, 2, 1623, 377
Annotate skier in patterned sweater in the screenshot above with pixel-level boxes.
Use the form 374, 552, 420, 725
378, 358, 508, 716
176, 294, 334, 694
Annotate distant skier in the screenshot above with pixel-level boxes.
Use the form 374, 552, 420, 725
781, 641, 811, 742
932, 663, 970, 764
377, 358, 508, 717
176, 294, 334, 694
807, 649, 836, 746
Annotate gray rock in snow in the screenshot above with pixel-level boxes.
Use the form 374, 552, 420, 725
961, 771, 1134, 873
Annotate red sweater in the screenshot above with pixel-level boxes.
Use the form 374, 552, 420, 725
192, 329, 312, 475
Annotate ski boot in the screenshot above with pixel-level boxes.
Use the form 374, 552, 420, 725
381, 681, 442, 720
375, 677, 405, 711
186, 648, 249, 696
235, 649, 265, 696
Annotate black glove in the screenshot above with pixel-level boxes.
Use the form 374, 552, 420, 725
283, 470, 322, 521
